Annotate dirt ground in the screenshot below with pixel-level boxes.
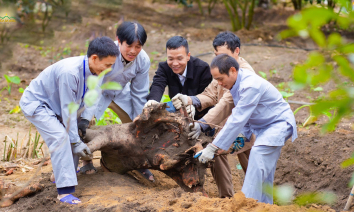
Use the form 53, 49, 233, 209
1, 0, 354, 211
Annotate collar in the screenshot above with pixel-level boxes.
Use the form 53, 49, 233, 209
230, 68, 243, 94
120, 54, 132, 67
84, 55, 93, 77
118, 45, 135, 68
181, 65, 187, 78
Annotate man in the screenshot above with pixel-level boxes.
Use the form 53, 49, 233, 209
195, 54, 297, 204
19, 37, 119, 204
172, 32, 255, 198
79, 21, 154, 181
145, 36, 212, 120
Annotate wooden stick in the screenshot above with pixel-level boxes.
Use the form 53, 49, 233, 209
344, 184, 354, 211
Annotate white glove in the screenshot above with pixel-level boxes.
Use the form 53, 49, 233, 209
72, 141, 92, 158
186, 105, 195, 119
171, 93, 189, 109
194, 143, 218, 163
188, 122, 201, 139
144, 100, 159, 108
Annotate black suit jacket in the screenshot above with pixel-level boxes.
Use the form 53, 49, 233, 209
147, 56, 212, 119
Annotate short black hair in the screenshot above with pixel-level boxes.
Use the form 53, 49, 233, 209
166, 36, 189, 54
116, 21, 147, 46
87, 36, 119, 59
210, 54, 239, 76
213, 31, 241, 54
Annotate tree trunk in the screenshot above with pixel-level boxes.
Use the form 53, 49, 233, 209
84, 103, 212, 194
246, 0, 256, 29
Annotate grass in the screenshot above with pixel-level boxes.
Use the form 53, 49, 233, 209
2, 127, 44, 162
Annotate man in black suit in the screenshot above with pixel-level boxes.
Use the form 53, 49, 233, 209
145, 36, 212, 120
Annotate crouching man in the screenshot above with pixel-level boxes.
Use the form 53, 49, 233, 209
195, 54, 297, 204
19, 37, 119, 204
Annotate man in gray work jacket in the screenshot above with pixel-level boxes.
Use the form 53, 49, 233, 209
20, 37, 119, 204
79, 21, 154, 181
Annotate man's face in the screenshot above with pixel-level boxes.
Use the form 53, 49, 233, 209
210, 66, 238, 90
166, 46, 191, 75
214, 45, 240, 60
89, 55, 116, 75
118, 38, 142, 62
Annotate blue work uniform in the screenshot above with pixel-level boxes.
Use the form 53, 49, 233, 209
212, 68, 297, 204
94, 42, 150, 120
19, 55, 96, 190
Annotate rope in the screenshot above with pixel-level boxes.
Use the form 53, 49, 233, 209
192, 120, 223, 129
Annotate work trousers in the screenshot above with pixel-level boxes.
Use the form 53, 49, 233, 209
108, 101, 132, 123
210, 142, 252, 198
242, 122, 293, 204
24, 105, 79, 188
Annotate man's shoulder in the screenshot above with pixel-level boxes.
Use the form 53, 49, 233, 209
54, 56, 83, 75
136, 49, 150, 62
57, 55, 83, 65
238, 57, 255, 73
157, 60, 170, 71
240, 70, 267, 91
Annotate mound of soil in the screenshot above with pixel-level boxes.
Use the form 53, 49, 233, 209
2, 170, 333, 212
276, 127, 354, 211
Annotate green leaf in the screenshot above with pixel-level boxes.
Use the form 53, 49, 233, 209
68, 102, 79, 115
327, 33, 342, 49
84, 90, 99, 107
337, 16, 351, 29
100, 82, 122, 90
279, 29, 297, 39
258, 71, 267, 79
341, 157, 354, 168
322, 111, 332, 120
310, 64, 332, 86
340, 43, 354, 54
276, 82, 285, 89
274, 184, 294, 205
294, 192, 337, 206
280, 91, 294, 98
98, 68, 112, 79
313, 87, 323, 92
298, 30, 309, 39
333, 55, 354, 82
293, 105, 311, 115
87, 76, 99, 90
9, 105, 21, 114
150, 51, 160, 55
18, 87, 24, 93
303, 115, 317, 127
4, 75, 21, 84
337, 0, 352, 12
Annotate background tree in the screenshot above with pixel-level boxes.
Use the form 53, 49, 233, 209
223, 0, 256, 31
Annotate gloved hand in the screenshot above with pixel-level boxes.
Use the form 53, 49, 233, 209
194, 143, 218, 163
72, 141, 92, 158
186, 105, 196, 119
78, 119, 90, 139
144, 100, 159, 108
231, 137, 245, 154
188, 122, 201, 139
171, 93, 189, 109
